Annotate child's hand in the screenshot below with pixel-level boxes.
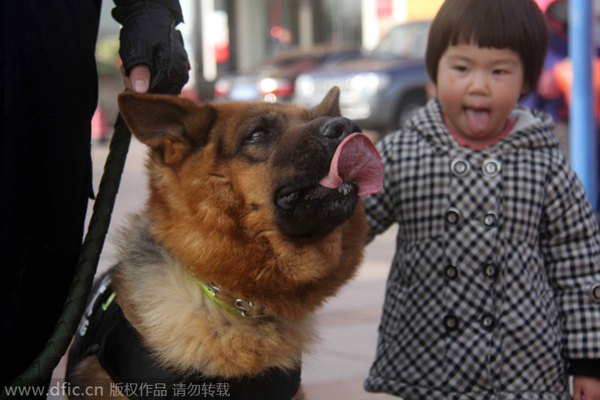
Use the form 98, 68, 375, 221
573, 376, 600, 400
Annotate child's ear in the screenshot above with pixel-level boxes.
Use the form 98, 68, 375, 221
429, 82, 438, 97
521, 82, 530, 95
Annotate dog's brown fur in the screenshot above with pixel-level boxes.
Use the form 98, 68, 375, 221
67, 88, 368, 399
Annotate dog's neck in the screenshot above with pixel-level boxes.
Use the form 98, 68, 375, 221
111, 213, 314, 378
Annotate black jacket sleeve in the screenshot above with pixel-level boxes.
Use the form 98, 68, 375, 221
567, 358, 600, 378
112, 0, 189, 95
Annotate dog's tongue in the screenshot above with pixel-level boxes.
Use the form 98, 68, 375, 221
319, 133, 383, 196
466, 108, 490, 133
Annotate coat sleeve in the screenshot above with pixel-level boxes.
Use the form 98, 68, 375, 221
539, 152, 600, 363
362, 134, 399, 242
112, 0, 183, 24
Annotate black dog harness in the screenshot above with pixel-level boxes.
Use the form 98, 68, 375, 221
67, 273, 301, 400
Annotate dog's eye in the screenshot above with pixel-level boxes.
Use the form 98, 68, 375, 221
246, 130, 268, 144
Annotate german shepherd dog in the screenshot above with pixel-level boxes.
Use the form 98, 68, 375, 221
66, 87, 383, 399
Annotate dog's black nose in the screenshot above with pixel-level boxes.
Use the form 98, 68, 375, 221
319, 117, 361, 139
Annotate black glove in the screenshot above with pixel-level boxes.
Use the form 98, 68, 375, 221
113, 0, 189, 95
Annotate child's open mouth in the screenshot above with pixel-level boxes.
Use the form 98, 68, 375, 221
465, 107, 490, 133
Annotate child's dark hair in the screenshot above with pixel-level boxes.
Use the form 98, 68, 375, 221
426, 0, 548, 93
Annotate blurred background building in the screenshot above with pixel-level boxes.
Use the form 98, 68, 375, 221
186, 0, 444, 99
96, 0, 443, 100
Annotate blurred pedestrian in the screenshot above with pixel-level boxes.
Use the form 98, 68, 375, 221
522, 0, 568, 121
521, 0, 571, 156
363, 0, 600, 399
0, 0, 188, 396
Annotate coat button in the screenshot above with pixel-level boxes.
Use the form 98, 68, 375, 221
451, 158, 471, 177
483, 263, 499, 279
445, 265, 460, 280
445, 208, 462, 226
483, 211, 499, 228
444, 314, 460, 331
591, 283, 600, 303
482, 158, 501, 177
481, 313, 496, 331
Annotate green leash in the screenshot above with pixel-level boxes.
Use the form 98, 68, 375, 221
1, 114, 132, 400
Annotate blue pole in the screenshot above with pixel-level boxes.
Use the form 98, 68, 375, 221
569, 0, 598, 210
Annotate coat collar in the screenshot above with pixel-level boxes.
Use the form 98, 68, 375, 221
406, 98, 559, 154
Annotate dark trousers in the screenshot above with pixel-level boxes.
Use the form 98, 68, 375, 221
0, 0, 101, 391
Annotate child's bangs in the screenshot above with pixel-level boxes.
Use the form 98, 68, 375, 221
447, 5, 523, 52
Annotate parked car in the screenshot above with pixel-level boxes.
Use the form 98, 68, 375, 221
214, 45, 362, 103
294, 20, 432, 135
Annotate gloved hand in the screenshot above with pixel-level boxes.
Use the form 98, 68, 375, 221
113, 0, 189, 95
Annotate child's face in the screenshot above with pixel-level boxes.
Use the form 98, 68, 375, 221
436, 43, 528, 147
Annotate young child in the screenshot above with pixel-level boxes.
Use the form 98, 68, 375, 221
363, 0, 600, 399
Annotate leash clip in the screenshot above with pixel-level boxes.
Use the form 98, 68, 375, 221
234, 299, 256, 318
200, 280, 267, 319
206, 282, 221, 297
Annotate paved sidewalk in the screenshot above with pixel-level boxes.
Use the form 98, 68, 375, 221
301, 246, 400, 400
50, 140, 400, 400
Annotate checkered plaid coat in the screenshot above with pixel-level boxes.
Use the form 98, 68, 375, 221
363, 99, 600, 399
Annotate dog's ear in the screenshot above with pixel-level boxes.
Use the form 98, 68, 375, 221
312, 86, 341, 117
118, 93, 215, 166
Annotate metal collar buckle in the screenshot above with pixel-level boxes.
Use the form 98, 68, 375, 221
202, 281, 266, 319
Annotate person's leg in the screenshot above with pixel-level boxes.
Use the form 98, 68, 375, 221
0, 0, 101, 391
